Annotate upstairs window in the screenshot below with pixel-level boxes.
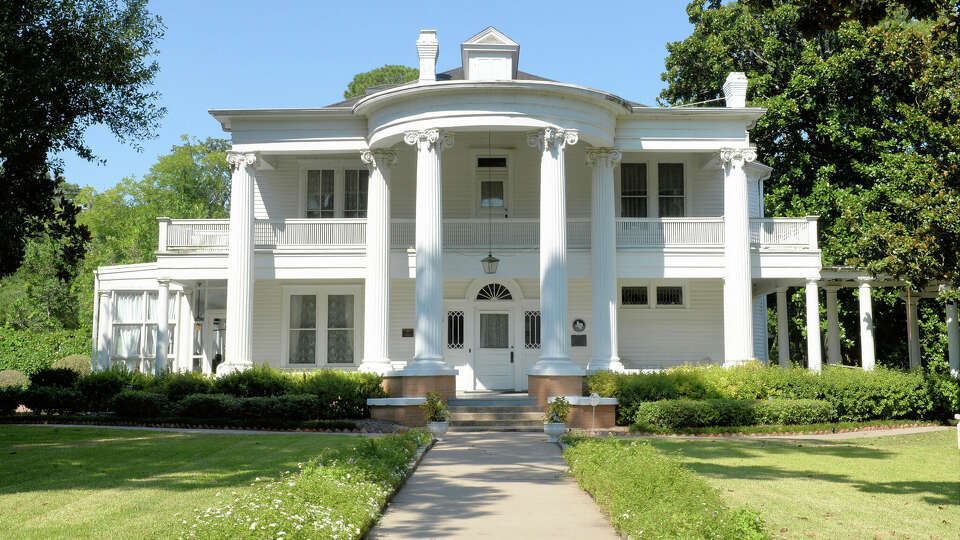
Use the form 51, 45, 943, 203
477, 156, 508, 215
658, 164, 685, 217
344, 169, 369, 218
306, 170, 335, 218
620, 164, 647, 217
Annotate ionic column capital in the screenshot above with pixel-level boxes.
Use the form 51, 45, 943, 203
526, 127, 579, 152
361, 149, 399, 170
585, 147, 622, 169
719, 147, 757, 168
157, 278, 171, 286
403, 129, 454, 151
226, 152, 257, 171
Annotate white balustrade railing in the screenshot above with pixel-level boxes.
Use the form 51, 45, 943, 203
162, 217, 818, 251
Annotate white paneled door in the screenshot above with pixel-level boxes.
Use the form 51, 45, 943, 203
474, 311, 514, 390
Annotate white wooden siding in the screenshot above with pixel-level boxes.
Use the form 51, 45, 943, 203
753, 295, 770, 363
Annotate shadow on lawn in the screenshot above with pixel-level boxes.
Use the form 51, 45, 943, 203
0, 427, 347, 496
653, 439, 960, 507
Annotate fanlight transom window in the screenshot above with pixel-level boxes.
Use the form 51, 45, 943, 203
476, 283, 512, 301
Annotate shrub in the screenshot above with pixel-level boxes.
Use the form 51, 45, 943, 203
156, 372, 213, 402
0, 369, 28, 388
237, 394, 320, 424
29, 367, 79, 388
0, 328, 89, 375
588, 364, 960, 424
22, 386, 82, 414
544, 396, 571, 423
634, 398, 837, 429
77, 367, 131, 411
294, 369, 387, 419
52, 354, 92, 376
176, 393, 240, 418
112, 390, 172, 419
564, 437, 767, 539
212, 364, 293, 397
419, 392, 449, 422
0, 387, 22, 415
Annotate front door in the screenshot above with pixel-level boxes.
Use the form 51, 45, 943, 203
474, 312, 514, 390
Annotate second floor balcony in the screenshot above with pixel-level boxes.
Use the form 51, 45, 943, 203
159, 216, 819, 253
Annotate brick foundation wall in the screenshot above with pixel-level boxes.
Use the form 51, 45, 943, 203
566, 404, 616, 429
528, 375, 584, 407
370, 405, 426, 427
381, 375, 456, 400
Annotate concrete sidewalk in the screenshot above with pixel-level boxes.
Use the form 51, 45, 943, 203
369, 432, 616, 539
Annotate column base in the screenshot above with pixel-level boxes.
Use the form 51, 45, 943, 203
722, 356, 757, 369
215, 362, 253, 377
528, 374, 584, 407
586, 358, 625, 373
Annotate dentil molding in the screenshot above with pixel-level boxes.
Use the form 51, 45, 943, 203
526, 127, 579, 152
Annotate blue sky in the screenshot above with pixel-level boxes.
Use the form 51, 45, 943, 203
59, 0, 695, 191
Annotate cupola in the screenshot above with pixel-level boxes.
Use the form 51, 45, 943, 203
460, 26, 519, 81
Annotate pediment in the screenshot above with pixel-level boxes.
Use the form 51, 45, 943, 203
464, 26, 518, 47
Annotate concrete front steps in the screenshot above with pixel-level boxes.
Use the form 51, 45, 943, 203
447, 393, 544, 432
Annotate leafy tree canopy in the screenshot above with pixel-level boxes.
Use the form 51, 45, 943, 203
0, 0, 165, 276
661, 0, 959, 298
343, 65, 418, 99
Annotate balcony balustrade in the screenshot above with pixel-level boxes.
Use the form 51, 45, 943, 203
159, 217, 817, 252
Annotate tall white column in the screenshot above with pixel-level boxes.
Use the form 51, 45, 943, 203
219, 152, 257, 375
825, 285, 841, 366
586, 147, 623, 372
527, 127, 585, 377
720, 148, 757, 366
906, 292, 921, 371
155, 278, 170, 375
359, 149, 398, 374
805, 279, 822, 372
946, 300, 959, 377
858, 280, 876, 371
97, 291, 112, 371
403, 129, 455, 375
776, 286, 790, 368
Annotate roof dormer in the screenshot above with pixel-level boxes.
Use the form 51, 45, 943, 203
460, 26, 519, 81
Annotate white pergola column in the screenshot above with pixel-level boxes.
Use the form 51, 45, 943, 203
776, 286, 790, 368
403, 129, 455, 375
906, 292, 921, 371
586, 147, 623, 372
527, 127, 584, 377
220, 152, 257, 375
946, 299, 959, 377
155, 278, 170, 375
825, 285, 841, 366
805, 279, 822, 372
96, 290, 112, 371
720, 147, 757, 366
359, 149, 398, 375
858, 280, 876, 371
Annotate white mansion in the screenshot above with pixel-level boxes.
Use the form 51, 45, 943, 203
91, 27, 959, 393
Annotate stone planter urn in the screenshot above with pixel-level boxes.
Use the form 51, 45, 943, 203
427, 421, 450, 441
543, 422, 566, 443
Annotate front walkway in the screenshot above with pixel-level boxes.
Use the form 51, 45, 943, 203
369, 432, 616, 539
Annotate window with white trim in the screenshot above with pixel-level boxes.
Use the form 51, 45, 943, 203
304, 167, 369, 218
477, 156, 508, 215
524, 310, 541, 349
621, 286, 649, 307
111, 291, 176, 371
447, 311, 464, 349
656, 286, 684, 306
283, 287, 361, 366
620, 163, 648, 217
658, 163, 685, 217
344, 169, 369, 218
306, 170, 335, 218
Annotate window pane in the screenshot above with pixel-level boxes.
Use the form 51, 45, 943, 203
307, 170, 335, 218
145, 324, 156, 358
289, 330, 316, 364
447, 311, 464, 349
659, 197, 685, 217
524, 311, 541, 349
146, 292, 158, 322
658, 164, 684, 195
115, 293, 144, 323
622, 286, 648, 305
481, 181, 504, 208
621, 197, 647, 218
621, 164, 647, 196
112, 325, 141, 357
480, 313, 509, 348
478, 157, 507, 167
290, 295, 316, 329
328, 295, 354, 329
656, 286, 684, 306
344, 169, 369, 218
327, 329, 354, 363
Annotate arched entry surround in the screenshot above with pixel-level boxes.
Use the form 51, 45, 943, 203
443, 278, 541, 391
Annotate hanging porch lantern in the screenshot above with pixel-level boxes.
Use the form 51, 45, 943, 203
481, 252, 500, 274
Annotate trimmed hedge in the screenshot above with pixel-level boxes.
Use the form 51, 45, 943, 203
294, 369, 388, 419
0, 328, 90, 376
588, 364, 960, 425
0, 369, 28, 388
29, 367, 79, 388
634, 399, 837, 430
177, 393, 239, 418
52, 354, 92, 376
212, 365, 292, 397
0, 387, 21, 415
77, 368, 131, 411
22, 386, 82, 414
112, 390, 172, 418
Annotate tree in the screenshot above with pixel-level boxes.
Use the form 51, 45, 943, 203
343, 65, 419, 99
0, 0, 166, 276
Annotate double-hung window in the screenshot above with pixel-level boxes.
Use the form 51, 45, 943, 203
111, 291, 176, 371
477, 156, 508, 215
344, 169, 369, 218
306, 170, 335, 218
304, 167, 369, 218
658, 163, 685, 217
620, 163, 648, 217
284, 287, 360, 366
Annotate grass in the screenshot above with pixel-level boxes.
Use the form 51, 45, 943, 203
647, 429, 960, 539
629, 419, 945, 436
0, 425, 357, 539
563, 435, 768, 539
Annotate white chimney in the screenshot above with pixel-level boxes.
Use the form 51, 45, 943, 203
416, 30, 438, 82
723, 72, 748, 108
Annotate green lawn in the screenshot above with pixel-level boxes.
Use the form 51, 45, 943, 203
648, 429, 960, 539
0, 426, 356, 539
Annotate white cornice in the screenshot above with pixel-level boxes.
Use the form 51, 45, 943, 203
209, 107, 355, 132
